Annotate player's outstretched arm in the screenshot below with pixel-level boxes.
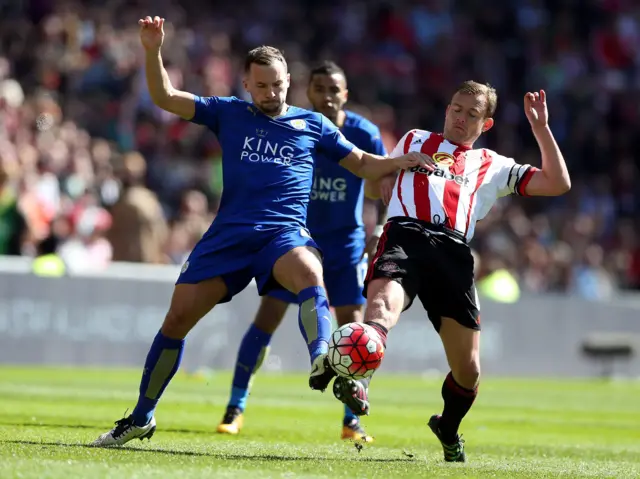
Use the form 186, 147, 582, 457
521, 90, 571, 196
139, 16, 195, 120
339, 149, 433, 181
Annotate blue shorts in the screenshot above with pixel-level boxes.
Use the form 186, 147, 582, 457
268, 254, 368, 307
177, 224, 319, 303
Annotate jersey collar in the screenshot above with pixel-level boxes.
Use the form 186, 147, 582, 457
249, 103, 292, 119
442, 133, 473, 150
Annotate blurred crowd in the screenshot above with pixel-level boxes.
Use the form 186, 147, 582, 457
0, 0, 638, 299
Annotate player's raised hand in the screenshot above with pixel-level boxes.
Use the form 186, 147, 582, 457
524, 90, 548, 129
138, 16, 165, 51
393, 152, 435, 172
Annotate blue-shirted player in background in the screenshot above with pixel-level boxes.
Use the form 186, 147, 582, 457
92, 16, 425, 447
216, 61, 388, 442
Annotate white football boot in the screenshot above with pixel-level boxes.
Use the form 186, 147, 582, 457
91, 415, 156, 447
308, 353, 337, 392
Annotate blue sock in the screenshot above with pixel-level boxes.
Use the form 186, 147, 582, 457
297, 286, 332, 364
131, 330, 184, 426
343, 404, 358, 425
228, 323, 272, 411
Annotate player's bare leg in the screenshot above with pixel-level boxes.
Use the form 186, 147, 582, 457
92, 278, 228, 446
217, 296, 288, 434
361, 277, 407, 331
272, 246, 336, 391
253, 296, 289, 335
333, 278, 407, 416
162, 278, 230, 338
334, 305, 363, 326
428, 318, 479, 462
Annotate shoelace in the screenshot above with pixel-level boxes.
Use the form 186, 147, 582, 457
112, 417, 134, 439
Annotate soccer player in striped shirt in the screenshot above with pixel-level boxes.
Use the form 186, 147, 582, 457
336, 81, 571, 462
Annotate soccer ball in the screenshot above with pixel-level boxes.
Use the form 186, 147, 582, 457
328, 323, 385, 379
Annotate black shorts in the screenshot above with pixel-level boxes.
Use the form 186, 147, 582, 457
364, 217, 480, 332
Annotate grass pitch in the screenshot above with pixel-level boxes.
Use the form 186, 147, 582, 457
0, 367, 638, 478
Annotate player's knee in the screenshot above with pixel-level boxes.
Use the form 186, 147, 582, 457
161, 279, 227, 339
162, 293, 210, 339
161, 308, 192, 339
294, 266, 324, 291
452, 359, 481, 390
273, 246, 324, 294
288, 254, 324, 293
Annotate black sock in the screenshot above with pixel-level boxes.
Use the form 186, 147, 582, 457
364, 321, 388, 347
438, 371, 478, 443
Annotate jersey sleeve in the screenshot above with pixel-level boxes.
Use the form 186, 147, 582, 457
388, 130, 415, 158
389, 130, 415, 158
491, 153, 539, 197
189, 96, 235, 132
317, 115, 356, 162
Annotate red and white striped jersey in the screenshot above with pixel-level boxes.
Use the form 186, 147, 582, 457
388, 129, 537, 242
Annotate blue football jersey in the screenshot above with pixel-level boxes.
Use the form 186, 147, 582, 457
189, 96, 356, 232
306, 111, 387, 268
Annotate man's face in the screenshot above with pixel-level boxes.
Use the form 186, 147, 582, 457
307, 72, 348, 121
243, 62, 290, 116
444, 92, 494, 146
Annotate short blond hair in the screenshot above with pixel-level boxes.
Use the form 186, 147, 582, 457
455, 80, 498, 118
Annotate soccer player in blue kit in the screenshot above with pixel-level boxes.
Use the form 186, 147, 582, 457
216, 61, 388, 442
92, 17, 426, 446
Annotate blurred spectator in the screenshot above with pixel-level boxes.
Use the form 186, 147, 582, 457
571, 244, 616, 301
107, 151, 167, 263
58, 204, 112, 272
162, 189, 211, 265
31, 232, 66, 277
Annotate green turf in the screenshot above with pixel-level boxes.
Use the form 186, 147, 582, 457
0, 367, 638, 478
